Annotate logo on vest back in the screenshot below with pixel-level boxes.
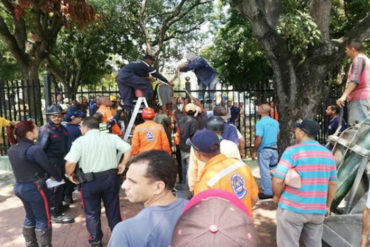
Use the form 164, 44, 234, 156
231, 174, 247, 199
145, 131, 155, 141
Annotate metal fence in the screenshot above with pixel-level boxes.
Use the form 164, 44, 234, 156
0, 77, 344, 156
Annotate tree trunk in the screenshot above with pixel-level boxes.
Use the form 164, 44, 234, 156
21, 64, 43, 125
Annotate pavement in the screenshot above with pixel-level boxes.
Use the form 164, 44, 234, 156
0, 158, 277, 247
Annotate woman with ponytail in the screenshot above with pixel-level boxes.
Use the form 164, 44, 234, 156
7, 120, 62, 247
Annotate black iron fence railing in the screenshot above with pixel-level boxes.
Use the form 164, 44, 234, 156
0, 77, 344, 156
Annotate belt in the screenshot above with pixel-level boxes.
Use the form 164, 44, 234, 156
93, 168, 118, 177
263, 146, 278, 151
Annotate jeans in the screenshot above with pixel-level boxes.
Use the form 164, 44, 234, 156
198, 76, 218, 101
14, 182, 50, 230
180, 151, 190, 186
348, 99, 370, 126
258, 148, 278, 195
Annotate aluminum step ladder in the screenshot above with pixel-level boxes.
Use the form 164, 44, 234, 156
123, 89, 148, 141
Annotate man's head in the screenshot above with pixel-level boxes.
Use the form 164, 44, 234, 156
122, 150, 178, 206
46, 104, 65, 125
80, 116, 99, 135
143, 54, 155, 66
187, 129, 220, 162
185, 103, 197, 116
206, 116, 225, 137
65, 111, 84, 124
185, 52, 197, 62
142, 107, 155, 120
257, 104, 271, 116
325, 105, 339, 118
99, 96, 111, 107
292, 118, 320, 141
345, 40, 363, 59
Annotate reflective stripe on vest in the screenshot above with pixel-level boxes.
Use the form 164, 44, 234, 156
206, 161, 246, 187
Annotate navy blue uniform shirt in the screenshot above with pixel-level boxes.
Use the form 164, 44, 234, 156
8, 139, 62, 182
328, 115, 347, 135
117, 61, 168, 83
65, 123, 81, 151
38, 121, 69, 158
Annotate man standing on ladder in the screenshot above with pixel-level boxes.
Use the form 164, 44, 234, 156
337, 40, 370, 125
116, 55, 174, 121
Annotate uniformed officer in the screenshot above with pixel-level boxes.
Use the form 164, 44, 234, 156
38, 104, 74, 224
131, 107, 171, 156
65, 116, 132, 247
7, 120, 62, 247
188, 129, 259, 215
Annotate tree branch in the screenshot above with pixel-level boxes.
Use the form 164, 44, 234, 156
0, 16, 28, 66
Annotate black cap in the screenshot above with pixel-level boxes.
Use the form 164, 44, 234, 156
292, 118, 320, 137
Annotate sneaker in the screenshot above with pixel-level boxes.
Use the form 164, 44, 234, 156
258, 193, 273, 200
51, 215, 75, 224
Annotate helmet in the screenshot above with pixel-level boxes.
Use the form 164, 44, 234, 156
206, 116, 225, 133
141, 107, 155, 119
46, 104, 65, 115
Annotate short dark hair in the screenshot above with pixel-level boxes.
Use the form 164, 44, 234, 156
329, 105, 340, 114
128, 150, 178, 190
143, 54, 155, 62
213, 105, 227, 116
82, 116, 99, 129
347, 40, 363, 52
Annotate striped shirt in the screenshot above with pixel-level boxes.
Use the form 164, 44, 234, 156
347, 53, 370, 101
272, 140, 337, 214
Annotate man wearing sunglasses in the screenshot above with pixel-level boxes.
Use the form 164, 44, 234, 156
38, 104, 74, 224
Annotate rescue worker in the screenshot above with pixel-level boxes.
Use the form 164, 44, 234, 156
188, 129, 259, 215
116, 54, 174, 119
65, 117, 132, 247
7, 120, 62, 246
38, 104, 74, 224
188, 116, 241, 191
131, 107, 171, 156
96, 96, 123, 136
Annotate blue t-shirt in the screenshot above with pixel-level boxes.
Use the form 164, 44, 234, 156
222, 123, 239, 145
255, 116, 279, 152
328, 115, 347, 135
108, 198, 187, 247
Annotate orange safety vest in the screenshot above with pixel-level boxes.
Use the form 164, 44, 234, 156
194, 154, 258, 215
97, 105, 123, 136
131, 120, 171, 156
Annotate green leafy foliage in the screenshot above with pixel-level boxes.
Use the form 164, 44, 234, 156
201, 9, 272, 90
277, 10, 322, 56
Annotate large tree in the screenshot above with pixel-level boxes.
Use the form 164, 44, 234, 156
229, 0, 370, 148
0, 0, 95, 120
135, 0, 214, 63
45, 0, 140, 99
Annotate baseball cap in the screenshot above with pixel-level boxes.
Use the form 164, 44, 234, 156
186, 129, 220, 154
185, 103, 197, 113
172, 189, 257, 247
292, 118, 320, 136
64, 111, 84, 122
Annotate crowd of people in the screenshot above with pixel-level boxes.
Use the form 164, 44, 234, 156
1, 40, 369, 247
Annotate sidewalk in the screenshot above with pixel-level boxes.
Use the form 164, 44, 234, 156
0, 160, 277, 247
